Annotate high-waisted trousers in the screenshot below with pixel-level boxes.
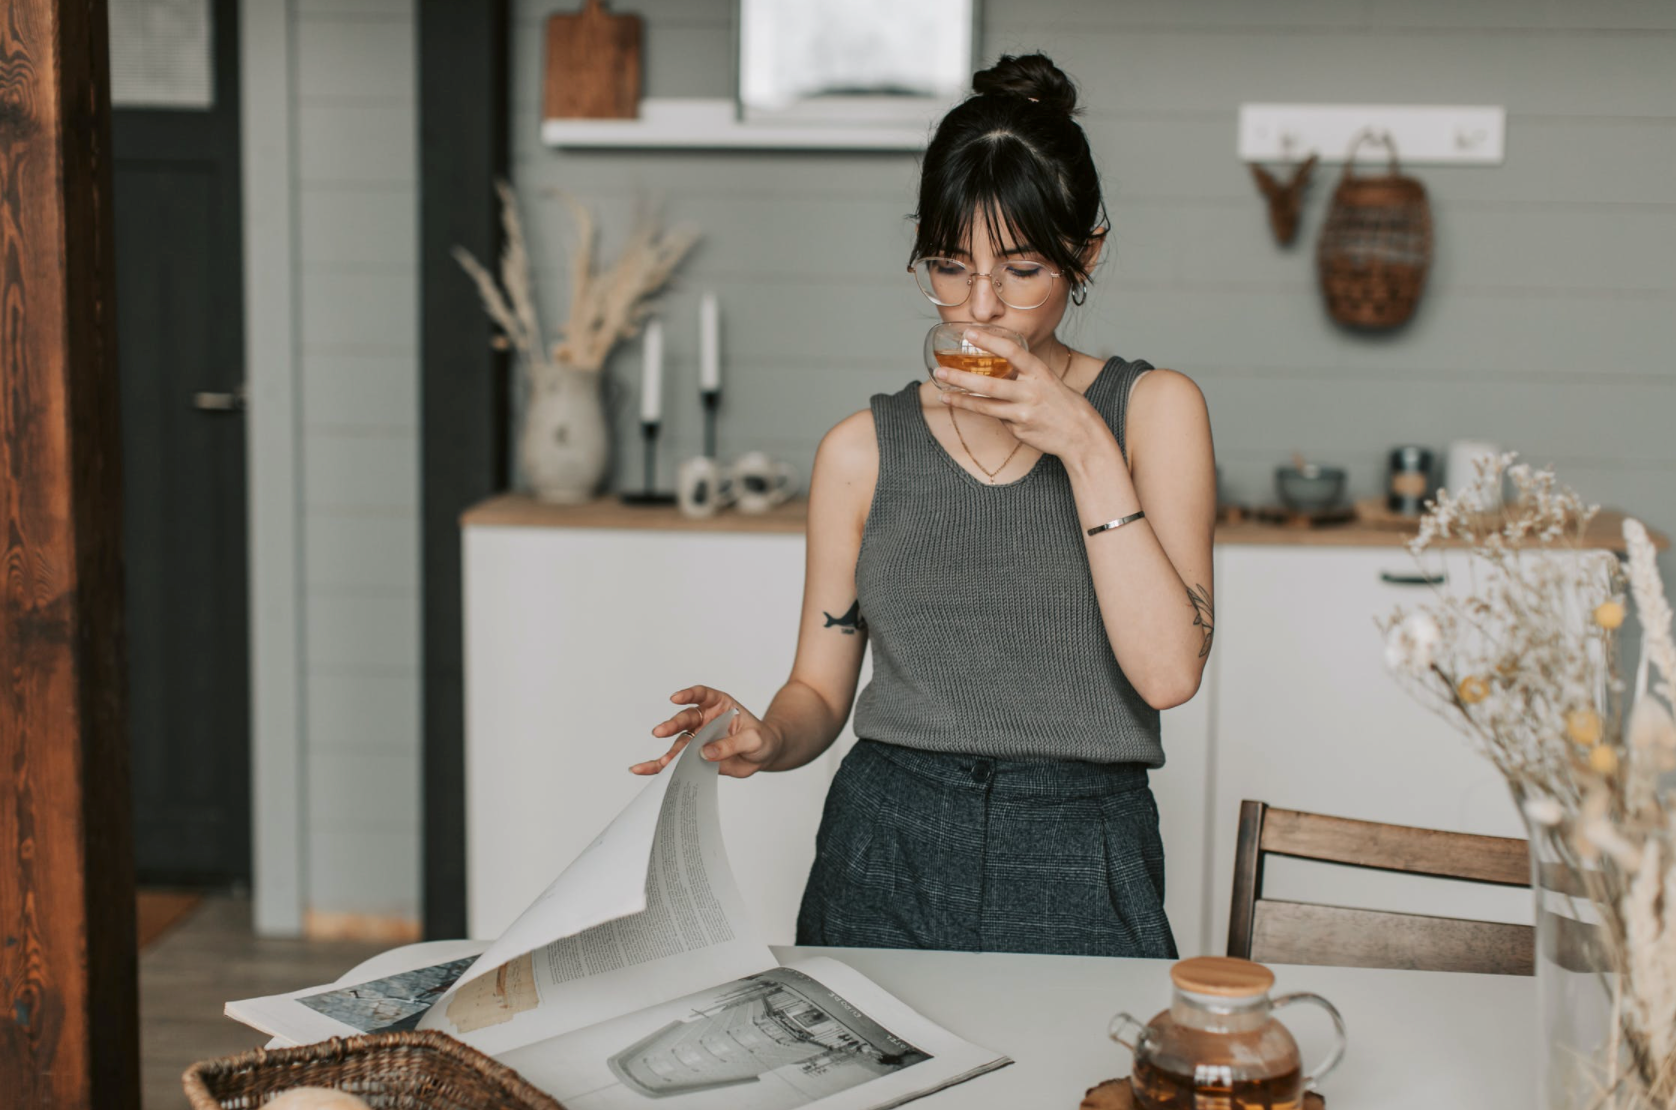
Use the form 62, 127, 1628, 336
795, 739, 1178, 958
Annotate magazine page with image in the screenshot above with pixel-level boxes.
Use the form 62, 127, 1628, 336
226, 710, 1011, 1107
498, 956, 1010, 1110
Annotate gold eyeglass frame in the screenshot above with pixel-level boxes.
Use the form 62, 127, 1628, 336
907, 256, 1065, 311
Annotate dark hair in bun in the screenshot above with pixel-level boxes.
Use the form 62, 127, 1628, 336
912, 53, 1106, 288
970, 52, 1079, 118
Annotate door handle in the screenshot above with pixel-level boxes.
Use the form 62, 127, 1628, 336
1380, 570, 1446, 586
192, 384, 246, 413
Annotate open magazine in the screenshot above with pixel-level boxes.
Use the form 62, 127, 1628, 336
227, 711, 1011, 1109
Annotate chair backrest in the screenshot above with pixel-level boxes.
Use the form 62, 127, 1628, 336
1227, 800, 1534, 976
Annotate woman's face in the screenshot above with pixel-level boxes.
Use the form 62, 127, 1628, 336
929, 214, 1075, 353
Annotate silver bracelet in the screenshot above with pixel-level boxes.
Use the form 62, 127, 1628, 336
1086, 509, 1146, 537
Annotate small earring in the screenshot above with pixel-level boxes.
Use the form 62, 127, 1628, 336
1070, 283, 1088, 306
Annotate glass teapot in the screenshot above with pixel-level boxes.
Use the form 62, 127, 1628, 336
1110, 956, 1346, 1110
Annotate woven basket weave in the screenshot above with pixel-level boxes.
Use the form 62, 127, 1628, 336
1316, 129, 1432, 329
182, 1030, 567, 1110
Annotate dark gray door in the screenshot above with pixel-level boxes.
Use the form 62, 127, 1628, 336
112, 0, 249, 886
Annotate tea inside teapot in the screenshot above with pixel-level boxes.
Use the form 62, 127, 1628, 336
1110, 957, 1345, 1110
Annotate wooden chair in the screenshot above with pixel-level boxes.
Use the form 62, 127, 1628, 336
1227, 800, 1535, 976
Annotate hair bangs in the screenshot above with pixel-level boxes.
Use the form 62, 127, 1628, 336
912, 132, 1092, 283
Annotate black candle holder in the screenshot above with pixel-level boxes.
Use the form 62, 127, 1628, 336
620, 420, 676, 505
701, 389, 720, 460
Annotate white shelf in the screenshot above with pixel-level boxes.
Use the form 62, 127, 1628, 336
541, 98, 932, 151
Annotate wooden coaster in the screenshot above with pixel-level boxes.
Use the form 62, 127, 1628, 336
1080, 1077, 1324, 1109
1216, 502, 1251, 525
1251, 504, 1356, 529
1352, 495, 1427, 531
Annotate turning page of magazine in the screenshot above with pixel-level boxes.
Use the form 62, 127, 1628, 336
418, 712, 775, 1055
226, 712, 1010, 1107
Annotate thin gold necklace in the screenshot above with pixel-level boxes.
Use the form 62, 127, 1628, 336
949, 344, 1072, 482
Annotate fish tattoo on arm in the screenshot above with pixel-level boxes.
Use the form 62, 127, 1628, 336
822, 600, 867, 635
1187, 584, 1214, 658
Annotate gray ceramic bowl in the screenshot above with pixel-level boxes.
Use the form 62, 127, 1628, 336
1275, 464, 1346, 512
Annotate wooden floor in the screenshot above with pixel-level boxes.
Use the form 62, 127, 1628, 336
139, 891, 203, 951
140, 894, 388, 1109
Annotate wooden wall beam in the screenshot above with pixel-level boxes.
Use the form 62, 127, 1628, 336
0, 0, 139, 1107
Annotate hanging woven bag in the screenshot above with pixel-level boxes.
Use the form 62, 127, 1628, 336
1316, 129, 1432, 329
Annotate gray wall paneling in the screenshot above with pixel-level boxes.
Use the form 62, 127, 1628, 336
293, 0, 423, 926
510, 0, 1676, 580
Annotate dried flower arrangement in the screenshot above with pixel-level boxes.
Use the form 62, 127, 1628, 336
453, 181, 700, 383
1381, 455, 1676, 1109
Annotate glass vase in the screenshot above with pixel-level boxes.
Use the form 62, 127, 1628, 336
1527, 820, 1653, 1110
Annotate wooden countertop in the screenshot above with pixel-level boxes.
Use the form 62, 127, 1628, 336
462, 493, 809, 534
462, 493, 1667, 552
1215, 509, 1665, 552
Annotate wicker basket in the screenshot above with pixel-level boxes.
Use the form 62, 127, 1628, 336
1316, 129, 1432, 329
182, 1030, 567, 1110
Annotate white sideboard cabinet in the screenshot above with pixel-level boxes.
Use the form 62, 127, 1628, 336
462, 495, 1653, 955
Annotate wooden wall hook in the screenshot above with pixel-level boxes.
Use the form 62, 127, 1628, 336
1249, 153, 1318, 247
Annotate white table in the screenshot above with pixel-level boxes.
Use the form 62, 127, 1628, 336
789, 947, 1534, 1108
327, 941, 1536, 1108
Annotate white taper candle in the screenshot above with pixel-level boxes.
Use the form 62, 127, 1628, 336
640, 319, 663, 424
699, 292, 720, 394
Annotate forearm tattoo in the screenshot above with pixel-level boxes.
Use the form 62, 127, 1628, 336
1187, 584, 1214, 658
822, 599, 867, 636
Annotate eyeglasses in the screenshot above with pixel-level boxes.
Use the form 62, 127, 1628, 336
908, 256, 1064, 311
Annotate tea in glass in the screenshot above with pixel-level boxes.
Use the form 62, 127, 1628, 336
923, 322, 1027, 393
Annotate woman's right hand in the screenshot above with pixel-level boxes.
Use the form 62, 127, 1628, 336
631, 685, 784, 779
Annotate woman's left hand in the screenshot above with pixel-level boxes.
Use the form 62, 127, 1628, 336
934, 329, 1111, 464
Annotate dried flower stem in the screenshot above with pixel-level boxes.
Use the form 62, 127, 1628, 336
1382, 455, 1676, 1108
454, 181, 702, 387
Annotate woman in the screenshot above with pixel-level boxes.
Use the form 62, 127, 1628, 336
632, 54, 1216, 959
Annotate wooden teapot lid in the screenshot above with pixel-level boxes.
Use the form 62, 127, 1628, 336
1169, 956, 1275, 998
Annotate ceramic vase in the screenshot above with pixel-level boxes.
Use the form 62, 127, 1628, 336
520, 362, 609, 504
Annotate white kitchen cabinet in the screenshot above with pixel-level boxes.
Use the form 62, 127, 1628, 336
1203, 545, 1538, 955
462, 497, 1208, 949
463, 497, 1646, 957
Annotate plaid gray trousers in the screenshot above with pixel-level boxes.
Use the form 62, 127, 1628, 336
795, 739, 1177, 958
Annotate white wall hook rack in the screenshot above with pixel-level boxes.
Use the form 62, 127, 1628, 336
1239, 104, 1505, 166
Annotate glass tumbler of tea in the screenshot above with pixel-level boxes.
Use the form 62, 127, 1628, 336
924, 322, 1027, 394
1110, 956, 1346, 1110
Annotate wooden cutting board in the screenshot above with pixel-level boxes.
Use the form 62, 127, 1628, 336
544, 0, 641, 119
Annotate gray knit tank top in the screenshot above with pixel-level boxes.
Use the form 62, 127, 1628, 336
851, 356, 1164, 767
